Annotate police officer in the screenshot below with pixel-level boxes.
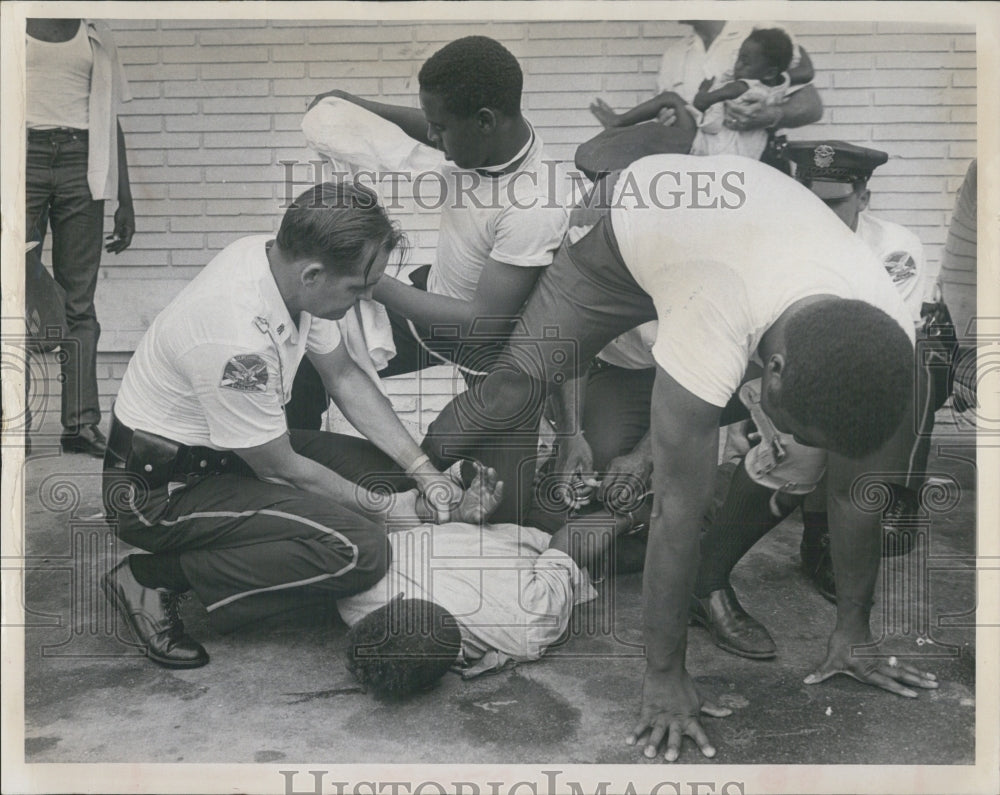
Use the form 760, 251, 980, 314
786, 140, 952, 600
101, 182, 478, 669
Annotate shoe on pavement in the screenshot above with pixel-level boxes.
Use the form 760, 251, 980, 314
690, 586, 777, 659
101, 557, 209, 669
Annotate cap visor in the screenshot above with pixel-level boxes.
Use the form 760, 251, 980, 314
809, 179, 856, 200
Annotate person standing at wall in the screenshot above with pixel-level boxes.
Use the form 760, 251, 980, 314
25, 18, 135, 456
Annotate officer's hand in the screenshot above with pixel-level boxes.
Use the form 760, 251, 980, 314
415, 472, 464, 524
106, 204, 135, 254
598, 451, 652, 513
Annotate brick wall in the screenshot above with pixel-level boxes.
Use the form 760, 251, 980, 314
84, 18, 976, 426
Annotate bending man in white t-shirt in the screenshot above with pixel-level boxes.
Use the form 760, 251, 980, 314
423, 154, 939, 760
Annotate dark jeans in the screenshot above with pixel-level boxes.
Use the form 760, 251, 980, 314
26, 130, 105, 431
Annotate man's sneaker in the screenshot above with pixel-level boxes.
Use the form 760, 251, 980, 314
101, 557, 209, 669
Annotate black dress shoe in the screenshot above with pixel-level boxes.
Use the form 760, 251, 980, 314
690, 586, 777, 659
102, 557, 209, 669
800, 535, 837, 604
61, 424, 107, 458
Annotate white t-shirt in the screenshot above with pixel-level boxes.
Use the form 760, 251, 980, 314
337, 522, 596, 668
427, 132, 569, 301
610, 154, 914, 408
26, 22, 93, 130
115, 235, 342, 449
855, 211, 933, 327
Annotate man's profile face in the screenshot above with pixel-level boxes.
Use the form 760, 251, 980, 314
302, 244, 390, 321
419, 88, 489, 170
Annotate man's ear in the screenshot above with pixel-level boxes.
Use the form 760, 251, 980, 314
857, 187, 871, 213
475, 107, 498, 134
300, 262, 325, 286
765, 353, 786, 382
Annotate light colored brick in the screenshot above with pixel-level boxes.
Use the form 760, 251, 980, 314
836, 34, 951, 52
200, 26, 306, 45
201, 62, 305, 80
308, 60, 412, 79
525, 55, 641, 75
811, 52, 875, 69
211, 97, 306, 114
875, 52, 976, 69
108, 20, 158, 31
160, 20, 267, 30
873, 87, 975, 105
169, 182, 276, 199
517, 38, 605, 58
163, 45, 269, 64
310, 25, 414, 44
119, 115, 165, 133
834, 70, 950, 88
127, 150, 166, 167
874, 123, 975, 141
203, 131, 303, 149
125, 64, 199, 82
204, 165, 287, 183
164, 79, 270, 98
798, 22, 875, 36
127, 232, 206, 249
951, 71, 976, 88
832, 106, 948, 124
116, 29, 197, 47
128, 98, 200, 116
949, 141, 977, 158
126, 82, 162, 100
168, 114, 271, 133
950, 107, 977, 123
133, 198, 206, 217
528, 21, 641, 39
116, 46, 159, 65
167, 148, 273, 166
272, 43, 375, 62
171, 214, 273, 233
953, 34, 976, 51
126, 132, 202, 150
133, 166, 204, 183
413, 23, 526, 43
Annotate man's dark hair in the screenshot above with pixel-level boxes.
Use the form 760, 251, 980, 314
418, 36, 523, 118
277, 181, 405, 279
346, 597, 461, 699
781, 300, 912, 458
747, 28, 794, 74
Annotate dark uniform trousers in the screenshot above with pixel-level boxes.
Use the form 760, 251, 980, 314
103, 418, 410, 633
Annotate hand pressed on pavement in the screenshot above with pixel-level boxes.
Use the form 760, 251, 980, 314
804, 631, 938, 698
627, 667, 732, 762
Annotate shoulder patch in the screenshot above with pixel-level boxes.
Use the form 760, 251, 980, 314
883, 251, 917, 285
220, 354, 270, 392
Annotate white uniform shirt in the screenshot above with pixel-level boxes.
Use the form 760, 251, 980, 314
337, 522, 596, 668
426, 132, 568, 301
610, 155, 914, 408
855, 211, 933, 327
115, 235, 342, 449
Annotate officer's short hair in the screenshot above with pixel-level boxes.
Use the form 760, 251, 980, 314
418, 36, 523, 118
746, 28, 794, 74
781, 299, 912, 459
277, 181, 406, 278
346, 597, 461, 699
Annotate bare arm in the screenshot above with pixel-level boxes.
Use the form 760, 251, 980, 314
307, 89, 431, 146
789, 47, 815, 85
372, 258, 544, 341
106, 121, 135, 254
629, 367, 731, 760
692, 79, 749, 113
309, 342, 463, 518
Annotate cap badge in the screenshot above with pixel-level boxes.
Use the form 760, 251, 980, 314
813, 145, 835, 168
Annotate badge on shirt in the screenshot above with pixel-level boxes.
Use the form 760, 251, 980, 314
883, 251, 917, 285
219, 354, 269, 392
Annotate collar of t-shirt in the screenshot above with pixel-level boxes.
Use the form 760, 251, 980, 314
474, 123, 536, 178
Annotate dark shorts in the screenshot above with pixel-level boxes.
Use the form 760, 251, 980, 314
513, 206, 657, 382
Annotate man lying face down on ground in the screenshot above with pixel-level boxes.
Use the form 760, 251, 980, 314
338, 462, 649, 697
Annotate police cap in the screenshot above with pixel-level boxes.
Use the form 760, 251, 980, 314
786, 140, 889, 200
